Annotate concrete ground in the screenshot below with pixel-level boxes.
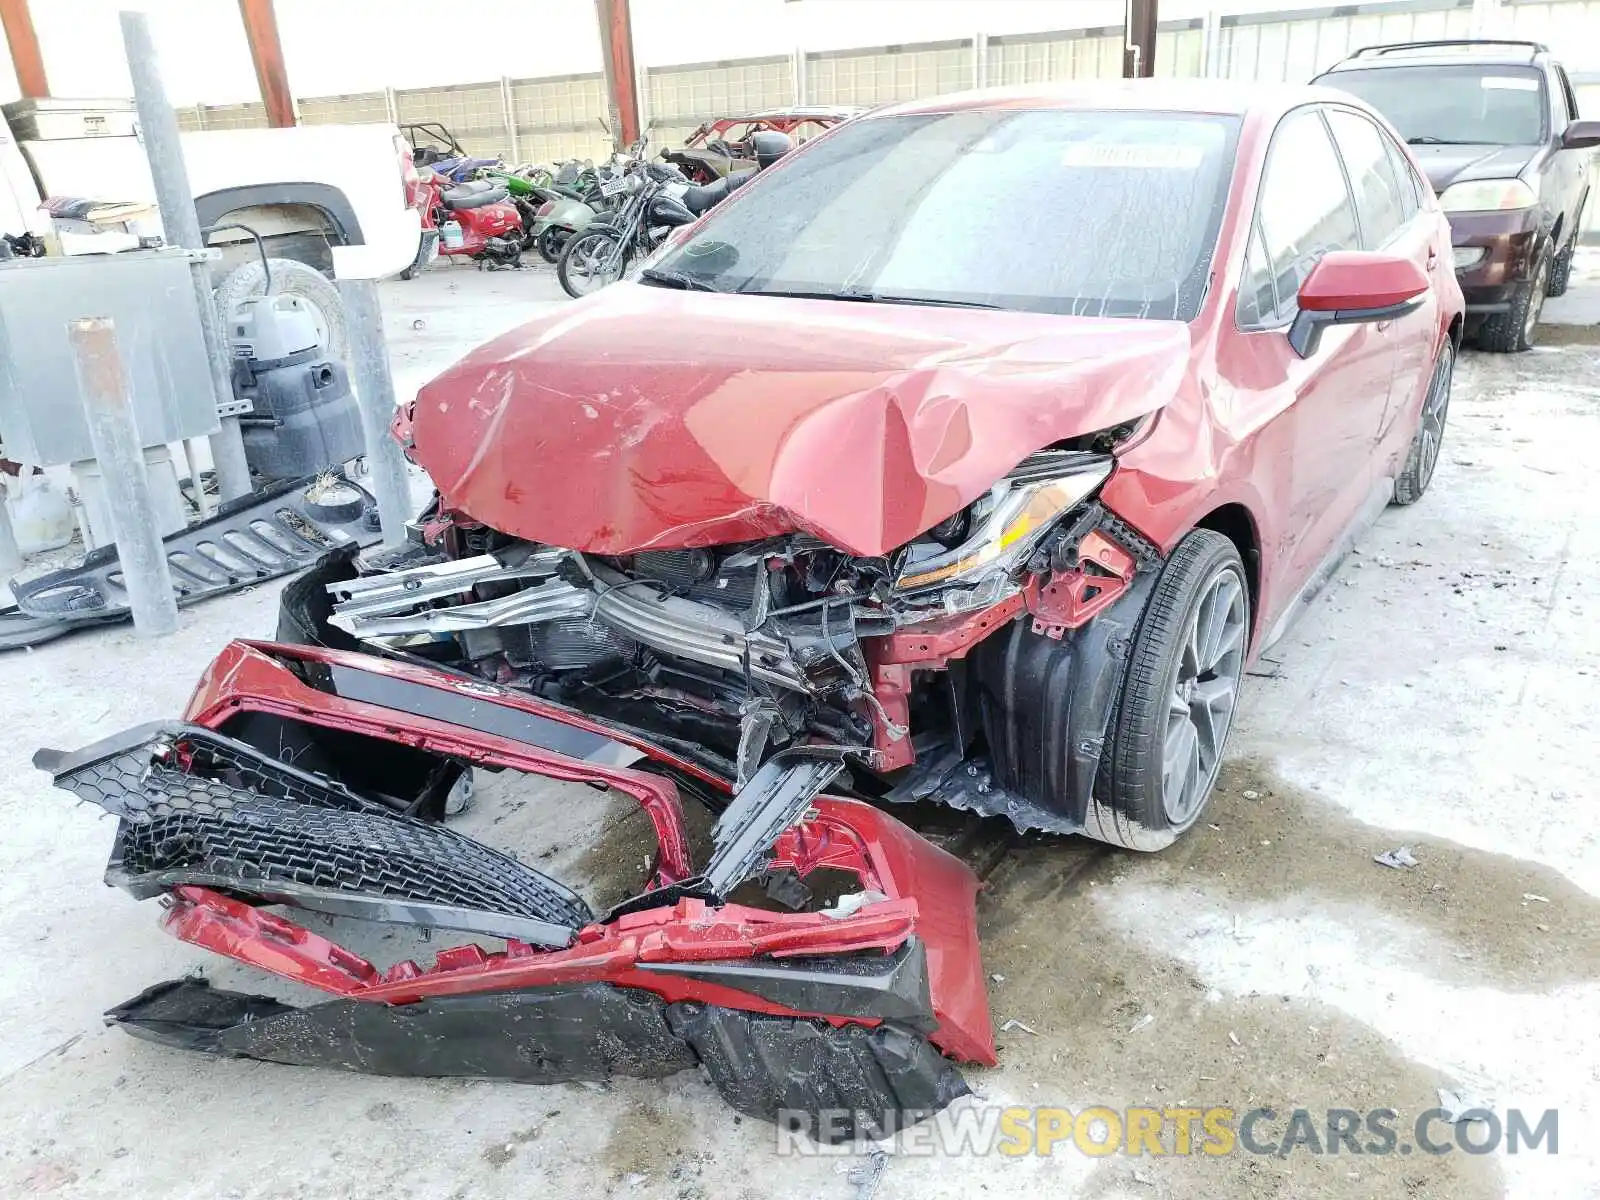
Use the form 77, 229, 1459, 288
1, 254, 1597, 1200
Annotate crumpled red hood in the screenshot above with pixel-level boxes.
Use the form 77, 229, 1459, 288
408, 285, 1193, 557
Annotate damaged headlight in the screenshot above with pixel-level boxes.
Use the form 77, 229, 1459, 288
893, 453, 1113, 613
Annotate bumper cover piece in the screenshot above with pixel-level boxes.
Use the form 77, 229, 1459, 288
109, 977, 964, 1141
46, 638, 995, 1134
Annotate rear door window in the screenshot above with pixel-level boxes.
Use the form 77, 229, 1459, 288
1240, 107, 1360, 328
1555, 65, 1580, 121
1381, 135, 1423, 218
1327, 108, 1408, 249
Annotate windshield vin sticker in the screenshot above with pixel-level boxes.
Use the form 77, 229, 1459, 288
1059, 143, 1205, 169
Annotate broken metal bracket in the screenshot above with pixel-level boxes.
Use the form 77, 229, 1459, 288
702, 754, 846, 896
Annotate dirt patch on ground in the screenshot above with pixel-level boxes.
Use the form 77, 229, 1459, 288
1141, 758, 1600, 991
598, 1098, 697, 1185
570, 786, 719, 912
971, 758, 1527, 1199
1533, 322, 1600, 346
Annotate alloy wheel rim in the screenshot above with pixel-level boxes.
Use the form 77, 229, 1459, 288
573, 238, 618, 294
1162, 567, 1248, 826
1415, 344, 1454, 490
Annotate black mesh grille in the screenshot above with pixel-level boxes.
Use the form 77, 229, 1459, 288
43, 725, 593, 935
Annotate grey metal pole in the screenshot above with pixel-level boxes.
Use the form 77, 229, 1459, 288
0, 485, 21, 575
68, 318, 179, 636
338, 278, 412, 545
120, 9, 252, 503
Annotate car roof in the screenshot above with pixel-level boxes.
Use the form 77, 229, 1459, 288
1321, 40, 1549, 73
711, 106, 864, 123
865, 78, 1363, 122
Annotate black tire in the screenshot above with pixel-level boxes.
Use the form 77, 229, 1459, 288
1392, 339, 1454, 506
214, 257, 348, 362
1545, 225, 1577, 298
557, 230, 626, 299
1476, 249, 1548, 353
1084, 530, 1250, 851
537, 227, 567, 264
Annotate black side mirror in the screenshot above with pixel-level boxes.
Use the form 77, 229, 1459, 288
1561, 119, 1600, 149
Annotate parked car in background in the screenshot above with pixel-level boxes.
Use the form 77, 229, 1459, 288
1315, 39, 1600, 351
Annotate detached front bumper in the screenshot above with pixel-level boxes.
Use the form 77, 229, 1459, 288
1450, 208, 1541, 312
36, 640, 993, 1139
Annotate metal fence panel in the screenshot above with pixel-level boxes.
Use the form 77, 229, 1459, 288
1503, 0, 1600, 71
1219, 2, 1475, 83
647, 57, 793, 125
510, 73, 610, 164
189, 101, 269, 131
394, 82, 507, 158
987, 31, 1122, 83
298, 91, 389, 126
807, 41, 973, 105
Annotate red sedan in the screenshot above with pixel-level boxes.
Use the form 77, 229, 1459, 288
387, 79, 1463, 849
37, 79, 1465, 1134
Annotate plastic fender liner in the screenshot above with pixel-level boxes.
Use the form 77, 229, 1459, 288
972, 564, 1160, 829
6, 476, 379, 645
107, 977, 697, 1081
107, 977, 967, 1141
666, 1003, 970, 1141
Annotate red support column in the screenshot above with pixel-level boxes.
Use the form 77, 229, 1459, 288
0, 0, 48, 99
1123, 0, 1159, 79
594, 0, 641, 150
237, 0, 296, 128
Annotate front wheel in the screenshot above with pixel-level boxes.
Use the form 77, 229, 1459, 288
1476, 250, 1548, 352
1545, 224, 1578, 298
1392, 339, 1454, 506
537, 227, 567, 264
1084, 529, 1251, 851
557, 230, 627, 298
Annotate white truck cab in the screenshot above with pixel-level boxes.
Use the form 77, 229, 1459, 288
0, 98, 425, 357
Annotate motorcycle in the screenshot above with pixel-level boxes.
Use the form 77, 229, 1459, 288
529, 161, 630, 264
554, 161, 692, 298
555, 132, 793, 299
403, 169, 530, 276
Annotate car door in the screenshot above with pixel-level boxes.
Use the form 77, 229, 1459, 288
1231, 106, 1392, 622
1325, 106, 1440, 457
1551, 64, 1590, 239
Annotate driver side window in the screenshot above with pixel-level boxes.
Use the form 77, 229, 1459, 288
1238, 108, 1360, 329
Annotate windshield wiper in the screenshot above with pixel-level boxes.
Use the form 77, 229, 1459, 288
1405, 136, 1481, 146
639, 267, 723, 292
737, 287, 1002, 310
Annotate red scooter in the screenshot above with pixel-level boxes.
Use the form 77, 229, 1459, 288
403, 169, 530, 276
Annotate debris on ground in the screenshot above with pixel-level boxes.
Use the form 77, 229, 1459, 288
1522, 893, 1550, 904
1000, 1019, 1038, 1035
1228, 1031, 1240, 1046
1374, 846, 1419, 869
1437, 1087, 1495, 1124
841, 1148, 889, 1200
1128, 1014, 1154, 1034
